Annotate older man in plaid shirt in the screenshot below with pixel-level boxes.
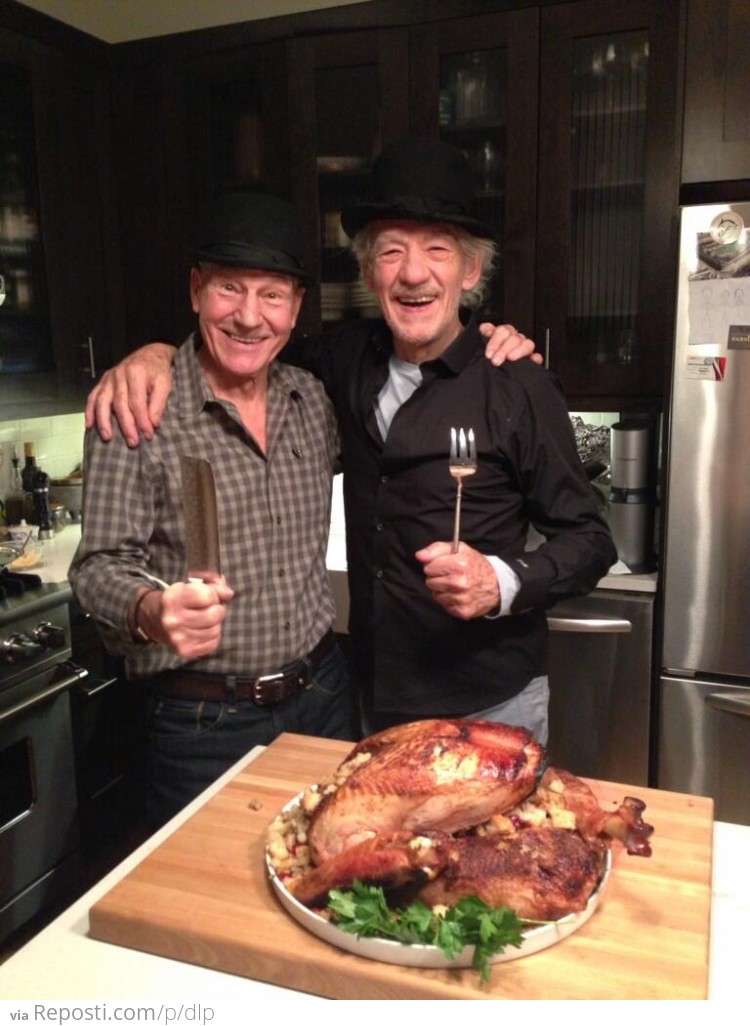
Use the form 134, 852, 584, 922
70, 191, 354, 826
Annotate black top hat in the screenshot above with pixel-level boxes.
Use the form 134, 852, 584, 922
341, 137, 495, 240
193, 190, 315, 286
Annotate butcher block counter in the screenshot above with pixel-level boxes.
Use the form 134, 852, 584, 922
2, 734, 746, 1003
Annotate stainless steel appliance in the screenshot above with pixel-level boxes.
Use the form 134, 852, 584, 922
659, 200, 750, 825
547, 589, 653, 786
607, 420, 655, 572
0, 579, 85, 944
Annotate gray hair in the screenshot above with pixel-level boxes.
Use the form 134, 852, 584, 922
350, 223, 497, 310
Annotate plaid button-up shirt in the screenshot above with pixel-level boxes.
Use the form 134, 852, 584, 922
69, 333, 340, 680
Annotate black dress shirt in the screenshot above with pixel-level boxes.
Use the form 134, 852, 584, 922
286, 317, 616, 716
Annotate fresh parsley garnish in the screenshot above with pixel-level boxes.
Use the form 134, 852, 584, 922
327, 880, 525, 983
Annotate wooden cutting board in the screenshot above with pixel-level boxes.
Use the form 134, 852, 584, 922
89, 733, 713, 1000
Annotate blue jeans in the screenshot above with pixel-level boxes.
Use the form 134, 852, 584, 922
145, 643, 354, 827
363, 676, 549, 745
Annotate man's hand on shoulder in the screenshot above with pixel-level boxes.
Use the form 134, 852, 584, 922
85, 342, 178, 448
480, 323, 543, 367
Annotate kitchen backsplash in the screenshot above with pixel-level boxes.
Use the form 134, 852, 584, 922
0, 410, 620, 513
0, 412, 85, 501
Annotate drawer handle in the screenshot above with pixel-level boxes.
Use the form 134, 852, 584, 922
547, 616, 632, 633
706, 694, 750, 719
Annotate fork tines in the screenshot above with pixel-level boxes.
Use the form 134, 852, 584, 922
450, 427, 476, 464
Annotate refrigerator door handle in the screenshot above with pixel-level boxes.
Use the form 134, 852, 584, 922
705, 693, 750, 719
547, 616, 632, 633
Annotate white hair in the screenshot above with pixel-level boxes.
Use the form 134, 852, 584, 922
350, 222, 497, 309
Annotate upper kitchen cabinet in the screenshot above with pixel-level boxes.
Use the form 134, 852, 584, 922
536, 0, 682, 408
682, 0, 750, 185
0, 57, 52, 380
286, 29, 410, 334
286, 1, 681, 407
286, 14, 537, 336
0, 26, 121, 417
409, 9, 539, 333
111, 40, 290, 347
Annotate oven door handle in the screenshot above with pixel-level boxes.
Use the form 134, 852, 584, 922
547, 616, 633, 633
0, 665, 88, 725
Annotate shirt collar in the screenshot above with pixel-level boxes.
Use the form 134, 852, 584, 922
429, 312, 481, 376
368, 312, 481, 377
176, 333, 305, 419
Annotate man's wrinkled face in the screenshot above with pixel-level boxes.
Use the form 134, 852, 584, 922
364, 222, 481, 363
190, 263, 303, 387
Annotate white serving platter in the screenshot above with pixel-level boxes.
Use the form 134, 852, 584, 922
266, 792, 611, 970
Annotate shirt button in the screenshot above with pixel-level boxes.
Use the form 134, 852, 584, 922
375, 569, 383, 579
276, 515, 282, 525
279, 568, 286, 577
376, 522, 384, 531
284, 621, 290, 631
380, 474, 389, 483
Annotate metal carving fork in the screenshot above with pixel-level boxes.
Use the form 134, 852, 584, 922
449, 427, 477, 553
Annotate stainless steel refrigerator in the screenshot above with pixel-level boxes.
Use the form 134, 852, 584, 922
659, 201, 750, 826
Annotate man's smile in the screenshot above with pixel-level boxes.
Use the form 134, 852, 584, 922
394, 293, 439, 307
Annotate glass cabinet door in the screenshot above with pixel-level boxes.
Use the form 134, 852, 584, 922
287, 30, 410, 333
436, 48, 508, 323
568, 31, 649, 372
184, 43, 289, 204
410, 10, 539, 332
537, 0, 681, 406
0, 61, 52, 374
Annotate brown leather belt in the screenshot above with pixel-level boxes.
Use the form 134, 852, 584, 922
149, 630, 335, 706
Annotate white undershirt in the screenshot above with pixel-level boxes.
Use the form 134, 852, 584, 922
375, 355, 423, 439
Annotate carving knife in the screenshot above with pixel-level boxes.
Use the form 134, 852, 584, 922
180, 455, 222, 582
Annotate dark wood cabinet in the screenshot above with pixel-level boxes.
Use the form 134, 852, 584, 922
285, 14, 539, 337
682, 0, 750, 185
111, 40, 291, 348
0, 0, 695, 415
287, 29, 410, 334
286, 0, 681, 408
0, 23, 122, 418
409, 9, 540, 335
536, 0, 682, 408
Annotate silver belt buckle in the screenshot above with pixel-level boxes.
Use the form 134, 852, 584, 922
253, 670, 285, 704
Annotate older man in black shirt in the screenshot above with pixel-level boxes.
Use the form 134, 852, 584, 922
302, 139, 616, 738
85, 138, 615, 743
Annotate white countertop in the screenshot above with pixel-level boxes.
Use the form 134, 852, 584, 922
27, 523, 83, 585
0, 744, 744, 1003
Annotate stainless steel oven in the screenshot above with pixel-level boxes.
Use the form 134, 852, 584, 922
0, 586, 85, 944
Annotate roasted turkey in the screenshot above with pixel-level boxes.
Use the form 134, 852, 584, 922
273, 718, 654, 923
291, 827, 604, 920
307, 718, 545, 864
